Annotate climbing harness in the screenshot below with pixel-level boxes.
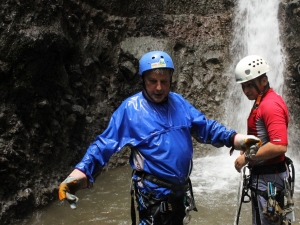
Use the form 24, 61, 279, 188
262, 182, 282, 224
234, 157, 295, 225
282, 157, 296, 224
130, 170, 197, 225
259, 157, 295, 225
183, 186, 197, 224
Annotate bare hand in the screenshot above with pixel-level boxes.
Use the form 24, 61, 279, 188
234, 154, 247, 172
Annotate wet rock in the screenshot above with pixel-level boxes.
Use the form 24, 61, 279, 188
71, 104, 85, 117
60, 99, 72, 112
119, 60, 137, 80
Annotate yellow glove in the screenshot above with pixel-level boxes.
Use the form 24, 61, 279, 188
58, 169, 87, 209
234, 134, 262, 155
58, 176, 80, 209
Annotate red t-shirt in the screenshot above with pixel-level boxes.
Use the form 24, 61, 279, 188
248, 88, 289, 165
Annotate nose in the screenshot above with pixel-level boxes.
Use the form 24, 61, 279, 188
156, 81, 162, 90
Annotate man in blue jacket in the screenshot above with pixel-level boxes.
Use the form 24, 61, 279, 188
58, 51, 260, 225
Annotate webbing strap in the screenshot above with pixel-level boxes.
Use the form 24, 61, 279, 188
130, 170, 137, 225
253, 176, 262, 225
250, 187, 268, 200
131, 192, 136, 225
135, 170, 189, 190
130, 170, 196, 224
253, 93, 263, 110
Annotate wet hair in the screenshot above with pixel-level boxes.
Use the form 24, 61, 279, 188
257, 73, 270, 89
257, 73, 267, 82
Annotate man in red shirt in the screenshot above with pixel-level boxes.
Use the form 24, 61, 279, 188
234, 55, 293, 225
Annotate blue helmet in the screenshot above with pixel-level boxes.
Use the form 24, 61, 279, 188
138, 51, 174, 76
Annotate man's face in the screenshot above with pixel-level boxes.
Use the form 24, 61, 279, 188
241, 77, 265, 100
143, 69, 172, 103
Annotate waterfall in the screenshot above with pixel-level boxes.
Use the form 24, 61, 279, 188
237, 0, 284, 94
226, 0, 285, 131
191, 0, 294, 224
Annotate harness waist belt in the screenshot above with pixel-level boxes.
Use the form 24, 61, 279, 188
135, 171, 188, 190
251, 161, 286, 175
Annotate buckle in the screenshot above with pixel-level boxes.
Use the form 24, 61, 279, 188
159, 201, 169, 213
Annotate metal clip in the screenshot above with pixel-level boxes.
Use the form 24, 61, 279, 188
183, 207, 192, 224
283, 178, 294, 207
267, 182, 276, 199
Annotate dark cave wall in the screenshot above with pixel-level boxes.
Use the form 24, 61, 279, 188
0, 1, 236, 223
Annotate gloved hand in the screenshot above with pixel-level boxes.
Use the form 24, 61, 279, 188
58, 169, 87, 209
58, 176, 80, 209
234, 133, 262, 156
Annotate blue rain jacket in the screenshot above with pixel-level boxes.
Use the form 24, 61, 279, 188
76, 91, 235, 189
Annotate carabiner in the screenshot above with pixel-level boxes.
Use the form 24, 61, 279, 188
183, 207, 192, 224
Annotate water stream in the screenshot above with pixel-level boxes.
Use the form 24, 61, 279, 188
16, 0, 300, 224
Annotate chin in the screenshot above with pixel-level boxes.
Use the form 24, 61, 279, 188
153, 99, 164, 103
247, 97, 255, 101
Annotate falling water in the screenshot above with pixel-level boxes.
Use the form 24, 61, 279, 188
235, 0, 284, 94
15, 1, 299, 225
221, 0, 299, 224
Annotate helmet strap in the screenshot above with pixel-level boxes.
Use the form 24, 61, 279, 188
251, 80, 270, 110
141, 78, 156, 102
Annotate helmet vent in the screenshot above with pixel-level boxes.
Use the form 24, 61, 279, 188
235, 55, 270, 83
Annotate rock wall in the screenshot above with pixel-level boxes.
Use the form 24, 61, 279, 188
280, 0, 300, 154
0, 0, 299, 224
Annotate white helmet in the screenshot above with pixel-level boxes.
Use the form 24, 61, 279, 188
235, 55, 270, 84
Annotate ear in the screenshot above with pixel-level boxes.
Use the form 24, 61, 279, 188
261, 75, 268, 85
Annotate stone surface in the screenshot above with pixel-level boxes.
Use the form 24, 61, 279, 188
279, 0, 300, 153
0, 0, 299, 224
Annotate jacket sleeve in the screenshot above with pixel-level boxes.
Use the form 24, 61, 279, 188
75, 104, 126, 183
189, 103, 236, 148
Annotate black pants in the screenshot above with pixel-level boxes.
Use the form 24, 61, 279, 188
138, 195, 186, 225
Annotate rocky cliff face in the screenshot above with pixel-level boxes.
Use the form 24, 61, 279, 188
280, 0, 300, 151
0, 0, 299, 224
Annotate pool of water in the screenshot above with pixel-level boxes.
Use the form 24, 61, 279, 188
16, 151, 300, 225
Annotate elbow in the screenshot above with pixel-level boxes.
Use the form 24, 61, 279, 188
277, 145, 287, 155
281, 145, 287, 154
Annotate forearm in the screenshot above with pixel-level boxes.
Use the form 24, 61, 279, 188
250, 142, 287, 161
69, 169, 88, 189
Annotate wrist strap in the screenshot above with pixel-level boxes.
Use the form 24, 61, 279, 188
244, 152, 253, 162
